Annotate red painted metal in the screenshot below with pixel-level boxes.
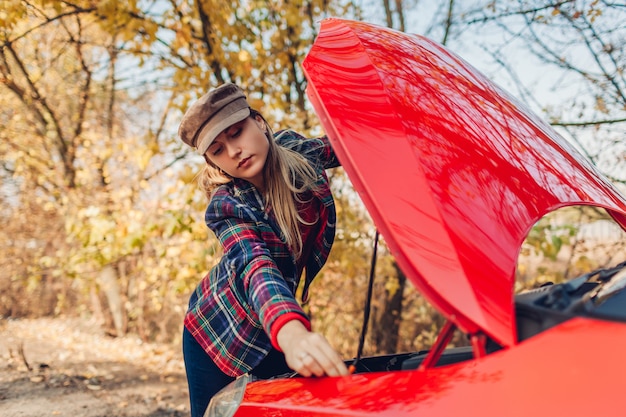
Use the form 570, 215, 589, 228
302, 18, 626, 347
417, 320, 456, 371
236, 318, 626, 416
470, 332, 487, 358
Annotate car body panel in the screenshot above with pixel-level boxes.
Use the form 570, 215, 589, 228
236, 318, 626, 416
301, 18, 626, 347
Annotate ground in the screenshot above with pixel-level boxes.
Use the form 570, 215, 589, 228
0, 317, 189, 417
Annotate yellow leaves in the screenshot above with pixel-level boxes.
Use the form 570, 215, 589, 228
64, 202, 143, 265
284, 9, 301, 28
81, 205, 115, 241
97, 0, 127, 23
546, 1, 603, 23
136, 148, 153, 171
385, 276, 401, 298
178, 164, 200, 185
238, 50, 251, 63
595, 95, 608, 114
173, 23, 194, 49
0, 0, 27, 32
573, 255, 595, 273
587, 0, 603, 23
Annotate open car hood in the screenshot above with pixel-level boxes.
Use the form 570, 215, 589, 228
302, 18, 626, 347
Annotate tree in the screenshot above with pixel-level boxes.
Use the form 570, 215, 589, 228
0, 1, 210, 338
5, 0, 622, 355
1, 0, 371, 345
452, 1, 625, 181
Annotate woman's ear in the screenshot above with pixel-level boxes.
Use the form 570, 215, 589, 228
254, 114, 267, 131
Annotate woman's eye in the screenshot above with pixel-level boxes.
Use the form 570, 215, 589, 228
211, 146, 223, 156
230, 127, 242, 138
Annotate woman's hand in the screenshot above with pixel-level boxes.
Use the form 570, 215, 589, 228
276, 320, 349, 377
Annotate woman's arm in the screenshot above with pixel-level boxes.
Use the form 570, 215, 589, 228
275, 130, 341, 170
207, 192, 308, 341
208, 192, 347, 377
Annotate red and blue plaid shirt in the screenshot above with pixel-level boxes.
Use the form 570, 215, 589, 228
184, 130, 340, 377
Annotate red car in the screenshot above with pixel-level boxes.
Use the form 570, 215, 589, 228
206, 18, 626, 417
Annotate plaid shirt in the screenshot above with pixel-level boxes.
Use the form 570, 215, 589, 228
184, 130, 340, 377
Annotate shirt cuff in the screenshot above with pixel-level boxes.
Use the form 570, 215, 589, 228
270, 313, 312, 351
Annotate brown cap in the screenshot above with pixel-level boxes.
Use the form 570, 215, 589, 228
178, 83, 251, 154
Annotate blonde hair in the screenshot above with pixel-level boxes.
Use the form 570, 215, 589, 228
199, 111, 319, 259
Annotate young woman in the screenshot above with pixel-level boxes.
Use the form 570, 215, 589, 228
178, 83, 349, 417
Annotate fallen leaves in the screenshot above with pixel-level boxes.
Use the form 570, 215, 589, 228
0, 317, 188, 417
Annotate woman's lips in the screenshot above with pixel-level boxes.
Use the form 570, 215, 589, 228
238, 156, 251, 168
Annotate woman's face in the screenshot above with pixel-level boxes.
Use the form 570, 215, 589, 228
203, 115, 270, 191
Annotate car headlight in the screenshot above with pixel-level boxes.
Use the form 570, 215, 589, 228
203, 374, 254, 417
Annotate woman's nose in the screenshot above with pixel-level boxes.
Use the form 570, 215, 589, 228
226, 142, 241, 158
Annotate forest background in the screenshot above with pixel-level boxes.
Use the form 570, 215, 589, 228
1, 0, 626, 361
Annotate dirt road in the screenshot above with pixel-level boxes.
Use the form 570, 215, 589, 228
0, 317, 189, 417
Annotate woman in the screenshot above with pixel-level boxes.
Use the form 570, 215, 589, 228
178, 83, 348, 417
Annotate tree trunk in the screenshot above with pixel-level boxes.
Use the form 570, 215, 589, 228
97, 264, 125, 337
371, 261, 407, 353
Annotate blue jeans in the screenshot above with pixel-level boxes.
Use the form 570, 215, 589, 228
182, 327, 291, 417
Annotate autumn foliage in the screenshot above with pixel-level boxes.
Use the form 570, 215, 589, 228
2, 1, 625, 358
